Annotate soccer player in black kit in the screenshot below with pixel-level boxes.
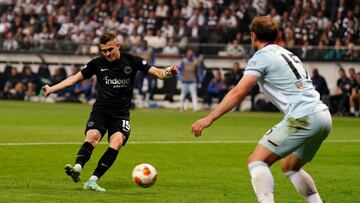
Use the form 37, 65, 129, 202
43, 32, 178, 192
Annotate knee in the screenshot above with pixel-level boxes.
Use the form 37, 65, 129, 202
281, 161, 301, 173
85, 130, 102, 146
109, 134, 125, 150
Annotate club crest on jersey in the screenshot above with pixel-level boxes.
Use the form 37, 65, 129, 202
124, 66, 132, 74
295, 81, 304, 89
142, 60, 147, 65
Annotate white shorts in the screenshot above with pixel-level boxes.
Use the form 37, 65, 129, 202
259, 109, 332, 161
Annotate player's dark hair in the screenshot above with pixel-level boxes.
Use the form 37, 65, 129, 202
99, 32, 116, 44
250, 16, 279, 43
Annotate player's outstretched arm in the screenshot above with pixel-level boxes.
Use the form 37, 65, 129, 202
148, 65, 178, 80
191, 75, 258, 137
43, 71, 85, 98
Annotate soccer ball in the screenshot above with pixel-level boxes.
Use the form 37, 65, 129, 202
132, 163, 157, 188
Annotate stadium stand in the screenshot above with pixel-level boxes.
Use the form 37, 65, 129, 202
0, 0, 359, 115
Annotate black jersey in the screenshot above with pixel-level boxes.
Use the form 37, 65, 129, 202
81, 52, 151, 117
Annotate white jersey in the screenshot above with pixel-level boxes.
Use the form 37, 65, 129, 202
244, 44, 327, 118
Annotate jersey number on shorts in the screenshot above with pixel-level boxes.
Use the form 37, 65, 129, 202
122, 120, 131, 132
280, 53, 308, 79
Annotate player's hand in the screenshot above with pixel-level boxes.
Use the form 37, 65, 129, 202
164, 65, 178, 78
191, 117, 213, 137
42, 84, 52, 98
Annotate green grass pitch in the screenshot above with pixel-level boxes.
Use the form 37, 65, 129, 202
0, 101, 359, 202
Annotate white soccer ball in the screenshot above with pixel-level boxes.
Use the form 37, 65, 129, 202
132, 163, 158, 188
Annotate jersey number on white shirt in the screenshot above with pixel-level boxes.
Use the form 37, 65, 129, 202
280, 53, 309, 80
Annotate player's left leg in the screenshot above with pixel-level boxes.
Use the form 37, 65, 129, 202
281, 155, 322, 203
247, 145, 280, 203
282, 109, 332, 203
84, 132, 125, 192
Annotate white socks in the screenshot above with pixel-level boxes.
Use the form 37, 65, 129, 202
90, 175, 99, 181
74, 164, 82, 172
285, 170, 322, 203
248, 161, 275, 203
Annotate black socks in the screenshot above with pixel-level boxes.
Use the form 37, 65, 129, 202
75, 141, 94, 167
93, 147, 119, 179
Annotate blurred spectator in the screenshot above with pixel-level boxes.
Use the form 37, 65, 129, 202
344, 43, 359, 61
217, 8, 238, 43
175, 19, 188, 48
225, 39, 246, 57
145, 11, 156, 31
51, 67, 67, 97
186, 19, 204, 43
284, 29, 295, 48
0, 68, 5, 98
134, 40, 156, 105
268, 7, 281, 23
349, 72, 360, 116
0, 16, 11, 34
128, 19, 144, 36
119, 16, 131, 36
103, 11, 120, 32
148, 29, 167, 51
187, 8, 205, 27
128, 30, 142, 47
36, 63, 51, 94
74, 77, 95, 103
329, 68, 352, 115
178, 49, 203, 112
316, 10, 329, 30
155, 0, 169, 19
3, 32, 18, 50
21, 65, 37, 99
225, 62, 243, 91
311, 68, 330, 105
206, 8, 218, 33
325, 38, 345, 60
3, 67, 25, 99
79, 15, 99, 33
162, 37, 180, 55
180, 1, 193, 20
309, 40, 327, 60
203, 69, 226, 109
252, 0, 267, 15
348, 68, 358, 115
160, 19, 175, 38
57, 15, 74, 39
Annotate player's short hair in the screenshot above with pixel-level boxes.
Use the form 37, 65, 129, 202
99, 32, 116, 44
250, 16, 279, 42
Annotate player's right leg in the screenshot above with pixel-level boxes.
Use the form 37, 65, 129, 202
65, 129, 102, 183
83, 179, 106, 192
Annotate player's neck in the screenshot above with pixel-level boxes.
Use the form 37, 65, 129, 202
257, 41, 274, 50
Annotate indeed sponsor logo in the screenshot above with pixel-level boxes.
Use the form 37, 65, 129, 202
104, 76, 130, 85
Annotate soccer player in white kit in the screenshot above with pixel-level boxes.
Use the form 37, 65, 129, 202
191, 16, 332, 203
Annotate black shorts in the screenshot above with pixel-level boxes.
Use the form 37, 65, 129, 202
84, 108, 131, 146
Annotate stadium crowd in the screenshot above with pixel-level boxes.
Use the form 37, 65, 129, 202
0, 0, 358, 59
0, 0, 359, 116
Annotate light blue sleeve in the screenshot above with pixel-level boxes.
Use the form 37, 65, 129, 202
244, 52, 269, 78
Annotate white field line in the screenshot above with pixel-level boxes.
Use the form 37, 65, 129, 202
0, 139, 360, 146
